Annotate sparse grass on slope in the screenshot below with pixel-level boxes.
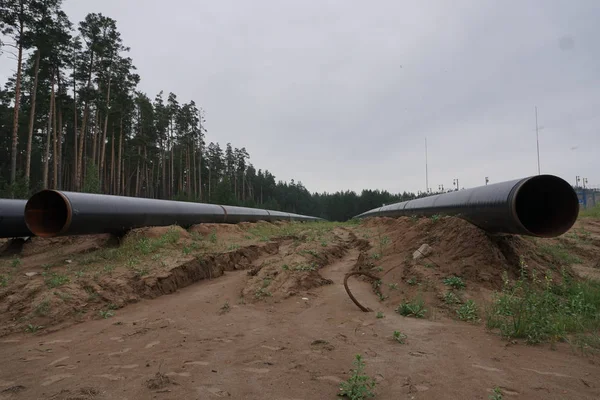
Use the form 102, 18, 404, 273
579, 204, 600, 219
486, 261, 600, 346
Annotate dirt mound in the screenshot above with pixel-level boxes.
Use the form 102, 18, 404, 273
241, 228, 351, 301
189, 223, 243, 236
128, 225, 190, 240
353, 216, 598, 318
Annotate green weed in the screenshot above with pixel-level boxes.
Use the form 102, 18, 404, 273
34, 300, 51, 316
294, 263, 317, 272
0, 275, 8, 287
443, 276, 465, 290
103, 265, 116, 274
99, 310, 114, 319
388, 283, 398, 290
10, 258, 21, 268
430, 214, 441, 222
540, 243, 582, 265
486, 265, 600, 344
444, 291, 461, 305
54, 291, 71, 301
407, 277, 417, 286
393, 330, 407, 344
338, 354, 376, 399
579, 204, 600, 219
44, 272, 70, 288
457, 300, 479, 321
219, 301, 231, 314
370, 253, 382, 260
489, 387, 503, 400
254, 288, 272, 299
376, 312, 384, 319
396, 297, 427, 318
133, 266, 150, 277
209, 231, 217, 243
25, 324, 43, 333
281, 264, 290, 271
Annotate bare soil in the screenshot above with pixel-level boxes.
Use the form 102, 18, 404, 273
0, 218, 599, 399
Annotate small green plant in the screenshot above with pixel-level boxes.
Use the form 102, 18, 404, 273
209, 231, 217, 243
375, 266, 383, 272
338, 354, 376, 399
99, 310, 115, 319
219, 301, 231, 314
294, 263, 317, 272
227, 243, 240, 251
10, 257, 21, 268
281, 264, 290, 271
0, 275, 8, 287
443, 276, 465, 290
457, 300, 478, 321
44, 272, 70, 288
254, 288, 272, 299
107, 303, 119, 310
406, 277, 417, 286
486, 263, 600, 344
321, 240, 328, 247
430, 214, 441, 222
370, 253, 382, 260
388, 283, 398, 290
444, 291, 461, 305
377, 292, 388, 301
34, 300, 51, 316
133, 266, 150, 277
103, 265, 115, 274
74, 270, 85, 278
393, 330, 407, 344
424, 262, 435, 269
25, 324, 43, 333
126, 257, 140, 268
489, 387, 503, 400
183, 242, 200, 254
376, 312, 384, 319
540, 243, 582, 265
396, 298, 427, 318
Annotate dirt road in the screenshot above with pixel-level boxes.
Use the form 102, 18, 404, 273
1, 225, 599, 400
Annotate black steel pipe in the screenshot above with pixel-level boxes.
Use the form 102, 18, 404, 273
0, 199, 33, 238
354, 174, 579, 237
24, 190, 322, 238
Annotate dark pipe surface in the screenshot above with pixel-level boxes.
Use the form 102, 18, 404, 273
25, 191, 322, 238
0, 199, 33, 238
354, 175, 579, 237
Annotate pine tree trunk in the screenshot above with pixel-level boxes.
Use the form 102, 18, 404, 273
43, 90, 54, 189
136, 146, 141, 197
198, 146, 202, 201
99, 68, 112, 189
117, 118, 123, 195
72, 73, 78, 191
110, 127, 115, 194
51, 70, 58, 189
25, 50, 41, 188
57, 71, 64, 190
192, 145, 197, 199
76, 50, 95, 191
10, 17, 24, 186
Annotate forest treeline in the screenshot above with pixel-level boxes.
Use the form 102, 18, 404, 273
0, 1, 428, 221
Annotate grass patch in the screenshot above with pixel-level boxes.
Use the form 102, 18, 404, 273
457, 300, 478, 321
10, 257, 21, 268
406, 277, 417, 286
99, 310, 115, 319
44, 272, 70, 288
393, 330, 407, 344
25, 324, 43, 333
444, 291, 461, 305
579, 204, 600, 219
443, 276, 465, 290
376, 312, 384, 319
34, 300, 51, 316
489, 387, 503, 400
0, 275, 8, 287
396, 297, 427, 318
338, 354, 376, 399
540, 243, 582, 266
294, 263, 317, 272
486, 266, 600, 344
388, 283, 398, 290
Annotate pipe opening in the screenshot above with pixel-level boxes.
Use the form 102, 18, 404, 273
25, 190, 71, 238
514, 175, 579, 237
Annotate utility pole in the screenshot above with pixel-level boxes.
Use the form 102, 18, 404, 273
485, 177, 489, 185
583, 178, 588, 189
576, 176, 581, 187
453, 178, 459, 191
438, 184, 444, 192
425, 137, 429, 193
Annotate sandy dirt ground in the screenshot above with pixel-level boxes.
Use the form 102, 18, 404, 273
0, 219, 599, 399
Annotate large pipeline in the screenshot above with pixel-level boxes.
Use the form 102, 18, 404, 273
0, 199, 33, 238
354, 174, 579, 238
25, 190, 322, 238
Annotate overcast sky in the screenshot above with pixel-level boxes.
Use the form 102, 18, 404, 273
2, 0, 598, 194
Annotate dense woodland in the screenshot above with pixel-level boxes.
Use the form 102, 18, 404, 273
0, 1, 427, 221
